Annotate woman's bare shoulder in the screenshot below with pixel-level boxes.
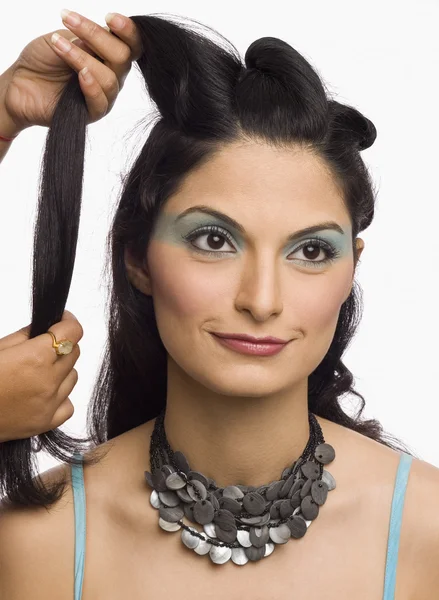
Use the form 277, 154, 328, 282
397, 450, 439, 597
0, 422, 152, 599
329, 417, 439, 597
0, 461, 76, 599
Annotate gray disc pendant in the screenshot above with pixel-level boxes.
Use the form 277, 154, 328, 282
166, 472, 186, 490
210, 545, 232, 564
287, 515, 307, 538
188, 471, 209, 488
194, 535, 212, 556
249, 525, 270, 548
245, 545, 266, 561
182, 527, 200, 549
311, 480, 328, 505
231, 547, 249, 565
162, 465, 175, 477
159, 505, 184, 522
242, 492, 266, 515
322, 469, 336, 491
301, 461, 320, 480
216, 524, 237, 544
159, 490, 180, 507
301, 496, 319, 520
266, 480, 285, 501
173, 451, 191, 474
187, 479, 208, 501
193, 499, 215, 525
300, 479, 313, 499
219, 496, 242, 514
214, 509, 236, 530
223, 486, 244, 501
314, 443, 336, 464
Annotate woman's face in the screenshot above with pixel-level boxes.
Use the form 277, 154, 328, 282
126, 141, 364, 397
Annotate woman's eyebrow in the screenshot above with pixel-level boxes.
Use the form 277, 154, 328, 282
175, 205, 346, 242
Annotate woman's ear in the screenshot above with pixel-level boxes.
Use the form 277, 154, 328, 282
354, 237, 365, 265
344, 238, 365, 302
124, 247, 153, 296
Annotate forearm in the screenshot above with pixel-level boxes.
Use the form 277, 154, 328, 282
0, 67, 22, 164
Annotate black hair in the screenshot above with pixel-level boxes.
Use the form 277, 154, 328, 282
0, 13, 419, 508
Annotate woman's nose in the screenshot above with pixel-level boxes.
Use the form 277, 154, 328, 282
234, 255, 283, 321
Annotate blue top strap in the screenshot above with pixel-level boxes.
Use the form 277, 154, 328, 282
383, 451, 413, 599
71, 452, 86, 600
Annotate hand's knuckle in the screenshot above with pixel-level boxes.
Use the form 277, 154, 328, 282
71, 321, 84, 343
18, 324, 31, 337
84, 21, 100, 39
74, 51, 87, 69
116, 46, 132, 64
27, 420, 42, 438
20, 362, 46, 397
27, 348, 46, 370
103, 74, 119, 93
66, 401, 75, 419
41, 382, 57, 401
87, 87, 104, 102
34, 404, 52, 429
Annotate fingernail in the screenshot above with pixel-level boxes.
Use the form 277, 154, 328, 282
105, 12, 124, 29
80, 67, 93, 84
60, 9, 81, 27
51, 32, 72, 52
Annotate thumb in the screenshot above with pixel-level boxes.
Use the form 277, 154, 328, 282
0, 323, 33, 352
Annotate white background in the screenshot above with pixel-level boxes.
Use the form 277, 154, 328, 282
1, 0, 438, 476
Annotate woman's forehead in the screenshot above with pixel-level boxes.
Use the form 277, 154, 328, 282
162, 143, 349, 224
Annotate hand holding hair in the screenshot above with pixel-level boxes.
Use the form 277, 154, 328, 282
0, 310, 83, 443
0, 10, 142, 137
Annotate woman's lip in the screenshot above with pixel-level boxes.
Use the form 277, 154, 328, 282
210, 333, 289, 356
211, 333, 289, 344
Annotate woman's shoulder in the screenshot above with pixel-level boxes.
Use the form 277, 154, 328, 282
0, 421, 151, 599
325, 415, 439, 597
0, 459, 77, 599
321, 413, 439, 501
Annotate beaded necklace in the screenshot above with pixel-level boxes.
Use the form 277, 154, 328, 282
145, 409, 336, 565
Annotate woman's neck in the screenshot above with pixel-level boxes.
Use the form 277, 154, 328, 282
163, 358, 312, 488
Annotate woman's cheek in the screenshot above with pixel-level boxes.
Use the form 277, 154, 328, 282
148, 242, 223, 325
294, 269, 352, 362
305, 282, 346, 326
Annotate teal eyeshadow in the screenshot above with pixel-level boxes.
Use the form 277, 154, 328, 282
151, 212, 245, 247
151, 211, 351, 257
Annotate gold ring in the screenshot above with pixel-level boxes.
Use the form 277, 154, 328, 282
47, 330, 74, 356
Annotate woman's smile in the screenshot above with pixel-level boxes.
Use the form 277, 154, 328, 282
209, 332, 292, 356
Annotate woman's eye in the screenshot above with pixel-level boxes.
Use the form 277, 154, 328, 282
193, 232, 234, 252
184, 227, 339, 266
185, 226, 236, 254
291, 243, 327, 262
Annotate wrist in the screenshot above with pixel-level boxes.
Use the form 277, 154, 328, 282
0, 130, 18, 142
0, 107, 22, 140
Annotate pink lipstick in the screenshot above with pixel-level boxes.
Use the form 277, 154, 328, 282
210, 333, 290, 356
